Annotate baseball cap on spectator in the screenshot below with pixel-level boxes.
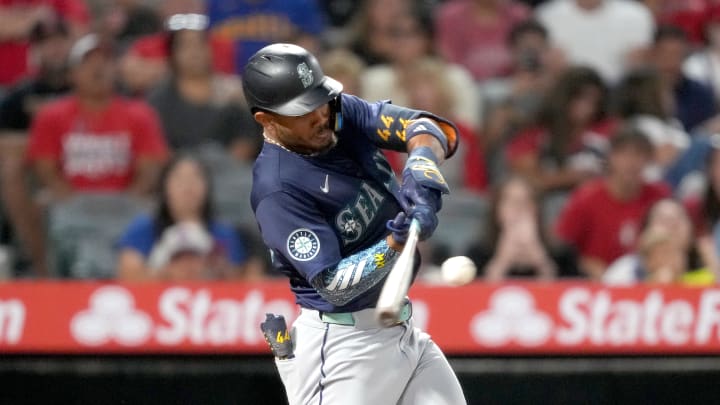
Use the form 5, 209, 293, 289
29, 18, 69, 43
147, 222, 213, 270
68, 34, 113, 67
166, 13, 209, 32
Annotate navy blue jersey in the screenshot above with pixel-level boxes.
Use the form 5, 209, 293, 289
251, 94, 458, 312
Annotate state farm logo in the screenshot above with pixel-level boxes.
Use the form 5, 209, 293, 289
469, 286, 720, 348
471, 287, 552, 346
71, 286, 152, 346
70, 286, 298, 347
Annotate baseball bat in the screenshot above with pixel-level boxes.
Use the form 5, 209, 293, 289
375, 218, 421, 327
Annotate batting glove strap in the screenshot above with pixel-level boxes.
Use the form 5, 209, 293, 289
404, 146, 450, 195
405, 118, 449, 156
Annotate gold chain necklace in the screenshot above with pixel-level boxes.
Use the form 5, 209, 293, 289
263, 134, 317, 157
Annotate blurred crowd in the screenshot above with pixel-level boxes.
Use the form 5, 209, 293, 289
2, 0, 720, 286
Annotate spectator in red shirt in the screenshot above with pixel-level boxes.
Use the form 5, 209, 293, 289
642, 0, 709, 45
0, 0, 88, 88
507, 66, 614, 192
119, 1, 235, 96
27, 33, 169, 200
555, 127, 670, 280
435, 0, 530, 81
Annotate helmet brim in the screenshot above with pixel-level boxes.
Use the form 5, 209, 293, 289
268, 76, 343, 117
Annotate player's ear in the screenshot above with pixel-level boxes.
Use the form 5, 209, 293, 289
254, 111, 278, 137
253, 111, 269, 125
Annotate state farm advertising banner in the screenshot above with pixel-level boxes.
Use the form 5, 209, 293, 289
1, 281, 720, 355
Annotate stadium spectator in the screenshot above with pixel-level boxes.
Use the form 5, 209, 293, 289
116, 155, 252, 281
642, 0, 709, 45
0, 0, 89, 89
536, 0, 655, 84
506, 66, 614, 192
206, 0, 325, 71
146, 14, 260, 162
27, 33, 168, 200
604, 198, 714, 285
96, 0, 163, 52
555, 127, 670, 280
435, 0, 530, 82
480, 19, 566, 181
319, 48, 366, 97
360, 8, 480, 130
465, 176, 577, 281
614, 68, 690, 183
685, 140, 720, 273
684, 7, 720, 102
401, 59, 487, 193
119, 1, 235, 96
649, 25, 718, 132
0, 18, 72, 276
348, 0, 412, 66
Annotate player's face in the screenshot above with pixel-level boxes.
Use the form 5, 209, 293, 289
268, 104, 337, 155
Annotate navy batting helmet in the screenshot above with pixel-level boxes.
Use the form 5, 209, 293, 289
242, 43, 343, 116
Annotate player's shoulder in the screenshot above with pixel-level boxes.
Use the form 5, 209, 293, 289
250, 144, 315, 210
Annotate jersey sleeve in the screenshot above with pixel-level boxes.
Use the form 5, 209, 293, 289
339, 93, 459, 158
255, 190, 341, 281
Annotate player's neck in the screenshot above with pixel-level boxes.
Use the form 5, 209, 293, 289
263, 133, 316, 157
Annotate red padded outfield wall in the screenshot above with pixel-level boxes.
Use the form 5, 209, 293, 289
1, 281, 720, 355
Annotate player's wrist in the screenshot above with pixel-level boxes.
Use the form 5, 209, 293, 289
386, 234, 404, 252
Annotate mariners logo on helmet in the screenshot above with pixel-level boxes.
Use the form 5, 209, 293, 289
287, 228, 320, 261
297, 62, 314, 88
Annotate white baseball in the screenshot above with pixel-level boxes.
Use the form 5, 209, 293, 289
441, 256, 477, 286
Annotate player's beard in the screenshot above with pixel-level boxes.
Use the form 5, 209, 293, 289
313, 126, 338, 156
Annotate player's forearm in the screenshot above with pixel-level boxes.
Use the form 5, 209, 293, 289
311, 238, 400, 306
405, 118, 451, 165
407, 132, 446, 166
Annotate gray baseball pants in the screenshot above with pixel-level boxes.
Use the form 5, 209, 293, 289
274, 306, 466, 405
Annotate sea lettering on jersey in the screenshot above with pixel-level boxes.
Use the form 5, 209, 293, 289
335, 181, 386, 245
371, 150, 396, 191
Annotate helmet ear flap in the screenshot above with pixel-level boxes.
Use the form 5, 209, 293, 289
329, 96, 343, 132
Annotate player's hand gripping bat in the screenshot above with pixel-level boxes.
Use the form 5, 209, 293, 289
375, 218, 420, 327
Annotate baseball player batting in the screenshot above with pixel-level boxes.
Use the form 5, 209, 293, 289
244, 43, 466, 405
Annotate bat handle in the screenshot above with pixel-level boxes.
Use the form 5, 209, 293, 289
375, 218, 421, 327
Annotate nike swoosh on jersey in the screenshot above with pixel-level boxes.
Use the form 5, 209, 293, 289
320, 174, 330, 193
